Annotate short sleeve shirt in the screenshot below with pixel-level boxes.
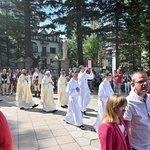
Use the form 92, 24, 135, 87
114, 73, 123, 83
124, 90, 150, 150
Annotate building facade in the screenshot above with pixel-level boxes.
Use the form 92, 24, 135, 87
31, 29, 62, 69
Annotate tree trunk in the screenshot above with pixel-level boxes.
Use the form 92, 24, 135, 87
24, 0, 31, 58
115, 0, 119, 69
76, 19, 83, 66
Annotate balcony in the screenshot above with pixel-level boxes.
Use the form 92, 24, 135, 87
40, 40, 49, 46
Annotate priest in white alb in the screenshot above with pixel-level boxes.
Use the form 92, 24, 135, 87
41, 71, 58, 113
57, 70, 69, 108
16, 69, 38, 109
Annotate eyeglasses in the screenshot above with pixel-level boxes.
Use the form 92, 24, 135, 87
134, 79, 149, 84
119, 106, 126, 111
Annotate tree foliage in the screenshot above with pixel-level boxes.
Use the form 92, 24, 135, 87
0, 0, 150, 71
0, 0, 52, 66
48, 0, 100, 65
83, 34, 102, 66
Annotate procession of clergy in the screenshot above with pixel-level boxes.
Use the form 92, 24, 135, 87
0, 66, 99, 130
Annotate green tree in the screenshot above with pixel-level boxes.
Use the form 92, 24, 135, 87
95, 0, 128, 69
94, 0, 150, 71
120, 0, 146, 71
83, 34, 102, 66
0, 1, 16, 65
66, 35, 78, 67
140, 0, 150, 70
0, 0, 53, 66
50, 0, 100, 66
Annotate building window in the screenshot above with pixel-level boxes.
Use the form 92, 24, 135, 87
32, 43, 38, 52
54, 36, 56, 41
50, 47, 56, 54
42, 47, 46, 56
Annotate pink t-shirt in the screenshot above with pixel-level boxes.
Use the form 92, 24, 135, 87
114, 73, 123, 83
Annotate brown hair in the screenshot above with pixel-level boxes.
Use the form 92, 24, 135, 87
60, 70, 66, 75
105, 72, 112, 77
79, 65, 84, 70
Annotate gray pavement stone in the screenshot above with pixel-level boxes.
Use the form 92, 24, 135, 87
69, 130, 83, 138
52, 128, 69, 137
38, 138, 58, 149
83, 132, 98, 140
55, 135, 75, 145
75, 137, 91, 146
82, 145, 99, 150
18, 140, 39, 150
12, 136, 18, 150
0, 93, 100, 150
91, 139, 100, 148
60, 143, 82, 150
39, 145, 61, 150
35, 130, 54, 140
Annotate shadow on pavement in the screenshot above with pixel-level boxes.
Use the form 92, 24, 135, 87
0, 95, 17, 108
84, 124, 97, 132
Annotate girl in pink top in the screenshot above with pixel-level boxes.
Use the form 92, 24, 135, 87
98, 94, 131, 150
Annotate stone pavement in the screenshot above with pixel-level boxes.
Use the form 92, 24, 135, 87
0, 92, 100, 150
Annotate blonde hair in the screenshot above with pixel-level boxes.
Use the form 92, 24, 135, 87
102, 94, 127, 123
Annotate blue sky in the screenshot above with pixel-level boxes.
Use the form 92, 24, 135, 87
40, 7, 65, 33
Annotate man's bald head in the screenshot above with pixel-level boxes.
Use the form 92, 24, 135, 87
132, 71, 148, 82
22, 69, 26, 74
45, 71, 50, 77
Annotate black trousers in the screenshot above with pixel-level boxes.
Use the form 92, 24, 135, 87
132, 148, 136, 150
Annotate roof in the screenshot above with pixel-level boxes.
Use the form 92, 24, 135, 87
24, 57, 33, 62
16, 57, 25, 62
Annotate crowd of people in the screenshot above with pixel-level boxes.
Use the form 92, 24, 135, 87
0, 66, 150, 149
0, 66, 147, 97
0, 67, 59, 96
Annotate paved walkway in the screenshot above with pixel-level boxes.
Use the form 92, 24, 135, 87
0, 92, 100, 150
